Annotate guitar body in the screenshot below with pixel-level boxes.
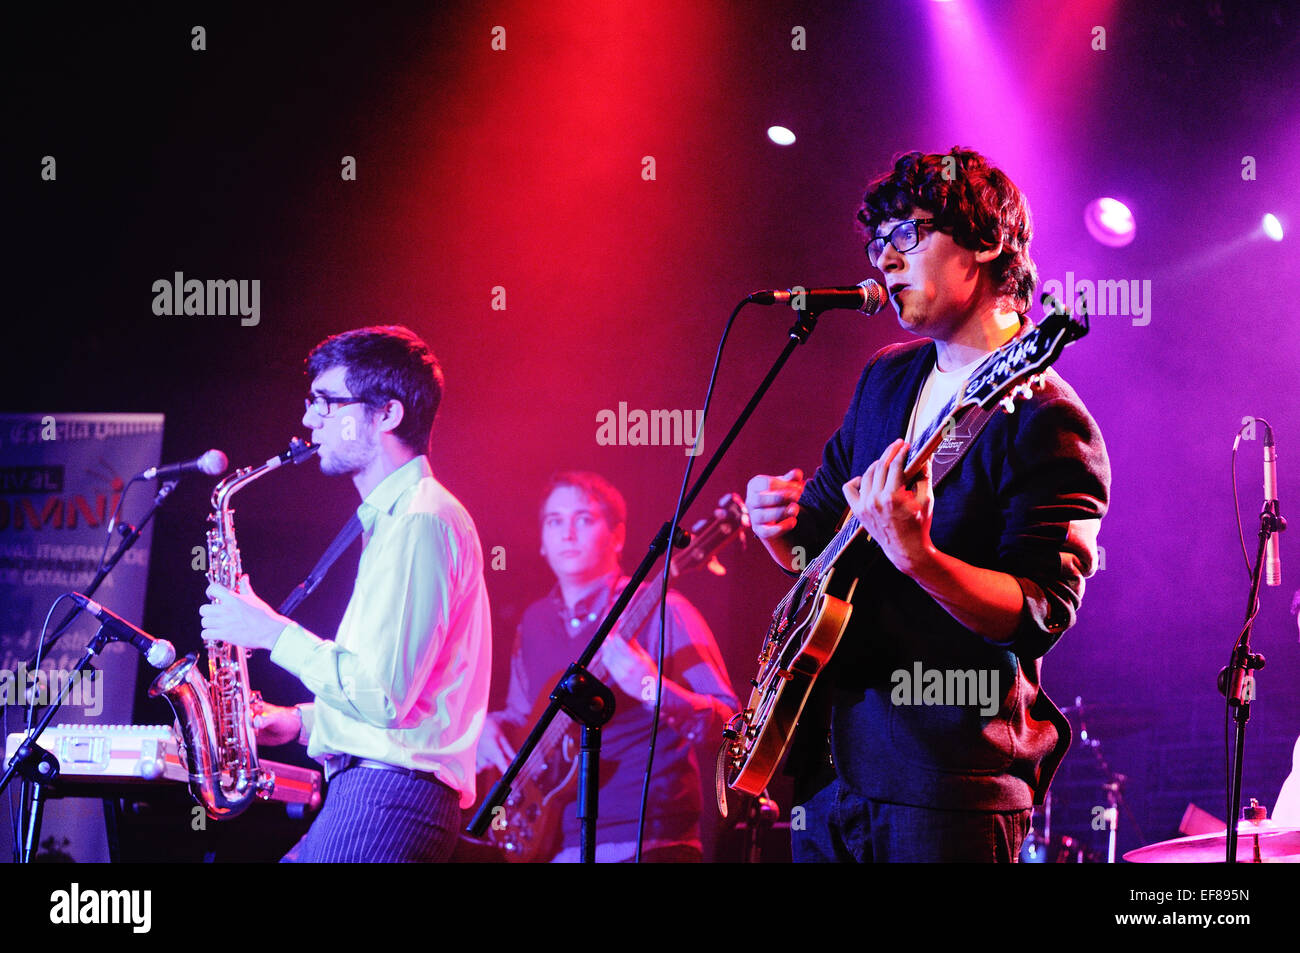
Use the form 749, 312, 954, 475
478, 691, 582, 863
726, 535, 871, 796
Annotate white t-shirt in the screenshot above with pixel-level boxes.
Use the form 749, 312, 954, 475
905, 351, 989, 447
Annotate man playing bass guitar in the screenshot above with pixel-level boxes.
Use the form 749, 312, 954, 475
478, 471, 738, 862
744, 148, 1110, 862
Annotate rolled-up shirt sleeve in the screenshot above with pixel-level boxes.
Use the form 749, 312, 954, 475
271, 512, 456, 729
995, 395, 1110, 659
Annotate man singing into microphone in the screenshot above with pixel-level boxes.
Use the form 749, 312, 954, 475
199, 325, 492, 862
744, 148, 1110, 861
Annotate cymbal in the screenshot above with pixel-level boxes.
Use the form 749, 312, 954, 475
1124, 822, 1300, 863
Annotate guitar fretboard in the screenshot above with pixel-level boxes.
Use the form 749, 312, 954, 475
905, 389, 962, 473
780, 392, 960, 614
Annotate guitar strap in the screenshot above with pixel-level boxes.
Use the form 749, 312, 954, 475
928, 315, 1032, 487
927, 313, 1034, 486
277, 513, 363, 617
928, 402, 998, 488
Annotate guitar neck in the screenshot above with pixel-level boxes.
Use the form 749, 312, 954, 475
803, 398, 963, 582
514, 581, 666, 776
902, 390, 967, 481
611, 578, 668, 647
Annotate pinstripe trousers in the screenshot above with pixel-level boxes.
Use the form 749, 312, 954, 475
282, 765, 462, 863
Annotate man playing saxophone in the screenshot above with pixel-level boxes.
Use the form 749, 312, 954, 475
199, 325, 492, 862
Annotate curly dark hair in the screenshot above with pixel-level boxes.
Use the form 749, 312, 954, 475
857, 147, 1037, 314
306, 325, 443, 455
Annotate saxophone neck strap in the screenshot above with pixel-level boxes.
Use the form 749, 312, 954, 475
277, 513, 363, 617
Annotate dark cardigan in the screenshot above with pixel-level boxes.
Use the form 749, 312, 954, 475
784, 336, 1111, 810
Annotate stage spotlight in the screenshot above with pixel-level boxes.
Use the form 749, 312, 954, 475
767, 125, 796, 146
1262, 213, 1284, 241
1084, 197, 1136, 248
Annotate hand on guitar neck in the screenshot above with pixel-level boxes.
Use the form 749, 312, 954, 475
842, 438, 934, 576
597, 636, 659, 702
843, 439, 1024, 644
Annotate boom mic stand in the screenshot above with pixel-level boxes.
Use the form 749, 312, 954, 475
1219, 431, 1285, 863
468, 303, 827, 860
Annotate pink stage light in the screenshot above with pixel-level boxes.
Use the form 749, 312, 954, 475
924, 0, 1036, 164
1084, 197, 1136, 247
1263, 213, 1284, 241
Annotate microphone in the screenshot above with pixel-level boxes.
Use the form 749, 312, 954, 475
1265, 427, 1282, 587
140, 449, 228, 481
749, 279, 886, 315
69, 593, 177, 668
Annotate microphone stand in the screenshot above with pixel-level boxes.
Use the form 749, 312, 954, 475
11, 478, 177, 863
468, 305, 826, 860
1, 624, 116, 862
1220, 496, 1285, 862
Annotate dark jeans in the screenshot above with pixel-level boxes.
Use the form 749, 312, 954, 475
792, 776, 1030, 863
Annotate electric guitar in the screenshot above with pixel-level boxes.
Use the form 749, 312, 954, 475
723, 299, 1089, 797
482, 493, 748, 862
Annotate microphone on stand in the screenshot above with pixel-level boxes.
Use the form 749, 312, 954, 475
1264, 426, 1282, 587
68, 593, 176, 669
749, 279, 886, 315
139, 449, 228, 481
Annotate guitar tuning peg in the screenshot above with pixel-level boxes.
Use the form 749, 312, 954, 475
1030, 373, 1047, 391
999, 396, 1018, 414
1014, 383, 1034, 402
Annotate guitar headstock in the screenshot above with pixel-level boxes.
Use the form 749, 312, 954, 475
960, 289, 1090, 414
670, 493, 749, 578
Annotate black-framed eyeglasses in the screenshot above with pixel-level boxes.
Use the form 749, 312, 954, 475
866, 218, 939, 269
304, 395, 366, 418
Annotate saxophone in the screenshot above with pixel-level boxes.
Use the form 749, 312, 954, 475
149, 437, 318, 819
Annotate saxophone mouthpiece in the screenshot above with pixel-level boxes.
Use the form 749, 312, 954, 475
261, 438, 318, 471
288, 438, 318, 464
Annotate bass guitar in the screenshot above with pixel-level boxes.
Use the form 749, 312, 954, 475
483, 493, 748, 861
